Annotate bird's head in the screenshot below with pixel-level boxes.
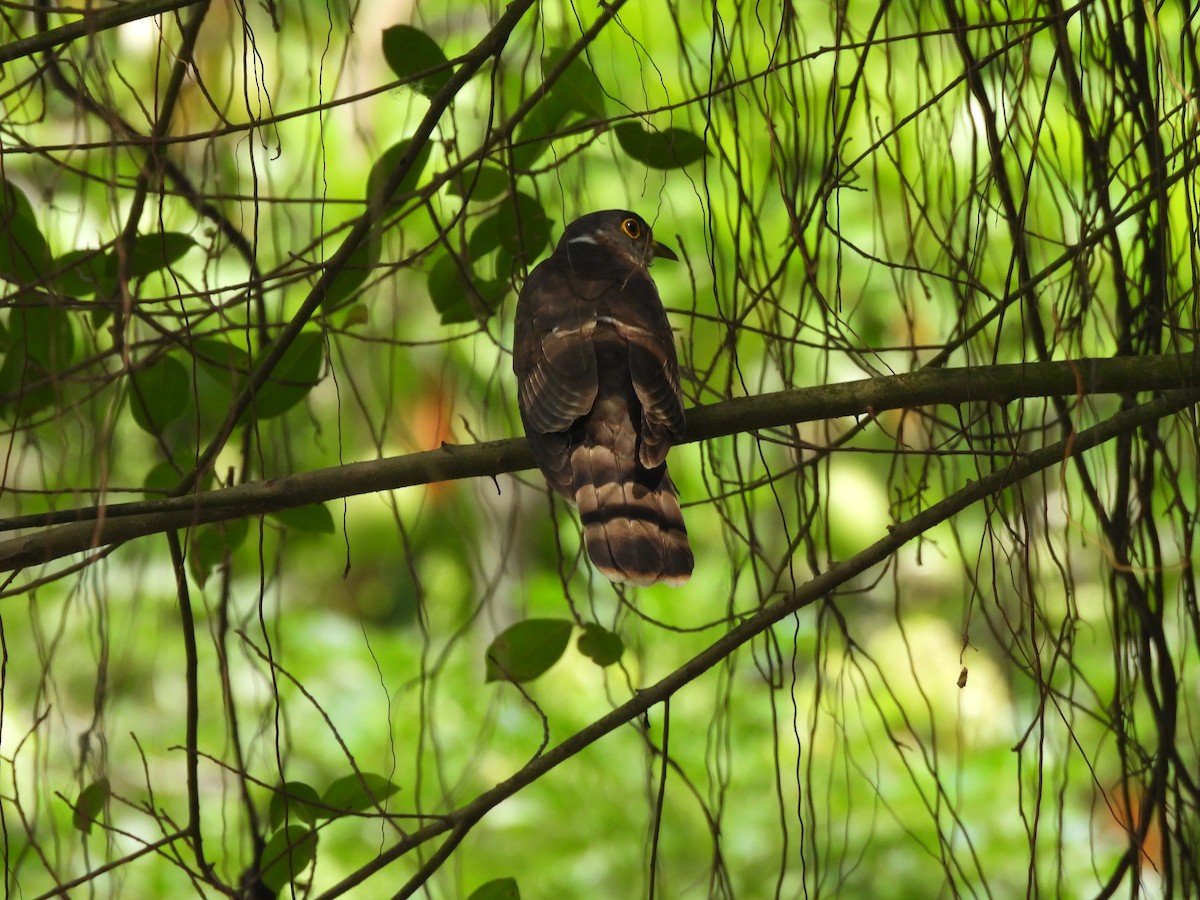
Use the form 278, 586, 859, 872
558, 209, 678, 268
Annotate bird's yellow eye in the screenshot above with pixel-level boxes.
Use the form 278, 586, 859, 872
621, 217, 641, 239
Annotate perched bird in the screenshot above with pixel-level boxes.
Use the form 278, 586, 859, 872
513, 210, 693, 586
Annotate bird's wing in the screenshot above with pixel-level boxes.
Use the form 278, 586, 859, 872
513, 264, 599, 434
600, 271, 686, 469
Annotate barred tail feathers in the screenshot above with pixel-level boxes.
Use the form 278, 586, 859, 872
571, 442, 693, 587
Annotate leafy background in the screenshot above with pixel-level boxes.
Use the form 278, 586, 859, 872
0, 0, 1197, 897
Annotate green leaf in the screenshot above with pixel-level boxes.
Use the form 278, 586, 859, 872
52, 249, 113, 298
111, 232, 197, 278
366, 138, 432, 213
340, 303, 370, 328
251, 330, 324, 419
381, 24, 452, 97
129, 355, 190, 434
317, 773, 401, 818
189, 518, 249, 587
192, 333, 324, 421
269, 503, 335, 534
447, 164, 510, 202
510, 99, 571, 171
485, 618, 573, 683
614, 122, 709, 170
426, 253, 506, 325
0, 179, 51, 285
468, 877, 521, 900
269, 781, 321, 828
544, 47, 607, 120
259, 825, 317, 894
193, 338, 251, 389
324, 239, 380, 310
0, 305, 76, 418
577, 623, 624, 667
72, 778, 110, 835
143, 460, 182, 496
467, 192, 552, 271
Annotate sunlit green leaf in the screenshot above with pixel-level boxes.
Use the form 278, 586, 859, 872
317, 772, 400, 818
468, 877, 521, 900
577, 623, 624, 667
366, 138, 432, 213
485, 618, 573, 683
129, 355, 190, 435
381, 24, 452, 97
269, 781, 321, 828
614, 122, 708, 170
269, 503, 335, 534
259, 825, 317, 893
0, 179, 51, 285
72, 778, 110, 835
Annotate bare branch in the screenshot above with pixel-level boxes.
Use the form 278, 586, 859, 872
313, 388, 1200, 897
1, 352, 1195, 574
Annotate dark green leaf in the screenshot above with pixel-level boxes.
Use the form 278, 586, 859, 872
129, 355, 190, 435
447, 164, 510, 202
324, 239, 380, 310
467, 193, 552, 271
72, 778, 110, 834
0, 306, 76, 418
269, 781, 321, 828
143, 460, 211, 498
251, 330, 324, 419
544, 47, 607, 120
0, 179, 51, 285
577, 623, 625, 667
381, 24, 452, 97
192, 334, 324, 421
426, 253, 506, 325
189, 519, 249, 587
485, 618, 573, 683
111, 232, 197, 278
510, 99, 570, 171
143, 460, 182, 496
268, 503, 335, 534
193, 338, 251, 390
614, 122, 709, 170
259, 825, 317, 893
317, 773, 401, 818
468, 877, 521, 900
52, 249, 113, 298
366, 138, 432, 213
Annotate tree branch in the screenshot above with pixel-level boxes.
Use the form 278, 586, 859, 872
0, 0, 205, 66
0, 352, 1196, 575
313, 387, 1200, 897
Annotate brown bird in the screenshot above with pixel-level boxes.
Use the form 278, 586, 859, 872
513, 210, 693, 586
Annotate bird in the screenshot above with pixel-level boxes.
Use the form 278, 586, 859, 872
513, 209, 693, 587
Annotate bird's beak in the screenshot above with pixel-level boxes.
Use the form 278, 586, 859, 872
651, 239, 678, 262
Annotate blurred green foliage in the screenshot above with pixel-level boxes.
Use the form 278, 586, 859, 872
0, 0, 1196, 898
